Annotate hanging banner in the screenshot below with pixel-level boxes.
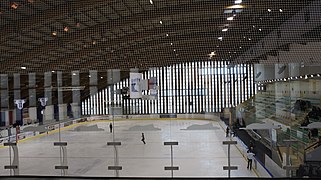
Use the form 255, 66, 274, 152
149, 77, 158, 98
130, 73, 142, 99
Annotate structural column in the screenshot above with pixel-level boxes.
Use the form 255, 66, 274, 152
71, 71, 81, 118
13, 73, 23, 126
44, 72, 54, 124
107, 69, 121, 115
89, 70, 98, 115
0, 74, 9, 126
28, 73, 37, 124
57, 71, 67, 121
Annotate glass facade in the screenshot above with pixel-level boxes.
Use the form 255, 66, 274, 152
82, 61, 256, 115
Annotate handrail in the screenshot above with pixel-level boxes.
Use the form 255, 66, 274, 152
305, 141, 318, 151
277, 146, 283, 162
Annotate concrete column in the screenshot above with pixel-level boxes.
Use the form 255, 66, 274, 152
89, 70, 98, 115
28, 107, 37, 124
58, 104, 67, 121
44, 72, 52, 106
72, 71, 81, 118
0, 74, 9, 126
43, 105, 54, 124
28, 73, 37, 124
14, 73, 23, 125
71, 103, 80, 118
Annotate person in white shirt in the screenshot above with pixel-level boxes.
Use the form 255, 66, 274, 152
247, 150, 255, 170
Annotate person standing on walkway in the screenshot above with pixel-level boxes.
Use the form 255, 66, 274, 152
226, 127, 229, 137
247, 150, 255, 170
109, 123, 113, 133
141, 133, 146, 144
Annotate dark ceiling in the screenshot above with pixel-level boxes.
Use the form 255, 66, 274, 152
0, 0, 315, 106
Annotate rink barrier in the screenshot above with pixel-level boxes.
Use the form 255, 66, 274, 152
1, 113, 218, 147
217, 119, 272, 178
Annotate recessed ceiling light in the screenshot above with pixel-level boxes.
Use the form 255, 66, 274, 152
52, 71, 55, 73
150, 0, 153, 4
252, 25, 255, 28
248, 38, 251, 40
279, 9, 283, 12
11, 2, 18, 9
268, 9, 272, 12
227, 16, 234, 21
170, 43, 173, 45
159, 20, 163, 24
259, 28, 262, 31
209, 51, 216, 58
51, 31, 57, 36
73, 73, 76, 76
166, 33, 169, 37
174, 49, 176, 52
222, 28, 228, 32
21, 67, 26, 70
63, 26, 69, 32
239, 46, 242, 49
101, 77, 104, 79
235, 0, 242, 4
89, 75, 91, 78
218, 37, 223, 41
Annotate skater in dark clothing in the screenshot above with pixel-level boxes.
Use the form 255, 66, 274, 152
226, 127, 229, 137
109, 123, 113, 133
141, 133, 146, 144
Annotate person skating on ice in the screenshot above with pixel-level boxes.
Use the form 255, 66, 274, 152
141, 133, 146, 144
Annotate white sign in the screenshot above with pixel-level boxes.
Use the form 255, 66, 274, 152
14, 99, 26, 110
130, 73, 142, 99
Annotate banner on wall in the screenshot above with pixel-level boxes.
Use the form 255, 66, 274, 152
149, 77, 158, 99
130, 73, 142, 99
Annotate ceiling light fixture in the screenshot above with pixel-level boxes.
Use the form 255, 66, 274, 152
11, 2, 18, 9
222, 28, 228, 32
149, 0, 153, 4
268, 9, 272, 12
166, 33, 169, 37
279, 9, 283, 12
259, 28, 262, 31
209, 51, 216, 58
21, 66, 26, 70
226, 5, 244, 9
227, 16, 234, 21
159, 20, 163, 24
170, 43, 173, 45
235, 0, 242, 4
63, 26, 69, 32
51, 31, 57, 36
218, 37, 223, 41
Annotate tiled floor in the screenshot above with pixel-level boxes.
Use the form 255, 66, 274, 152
0, 119, 258, 178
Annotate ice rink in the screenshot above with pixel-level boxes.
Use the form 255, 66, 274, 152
0, 119, 258, 178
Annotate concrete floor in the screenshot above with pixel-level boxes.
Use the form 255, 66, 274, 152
0, 119, 258, 178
